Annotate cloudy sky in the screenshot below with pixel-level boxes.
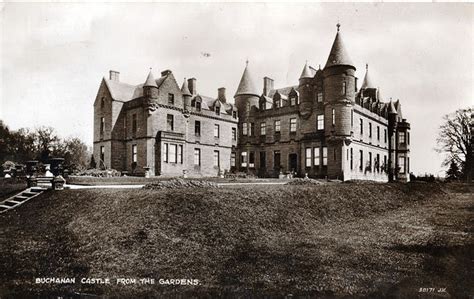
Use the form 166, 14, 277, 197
1, 3, 472, 175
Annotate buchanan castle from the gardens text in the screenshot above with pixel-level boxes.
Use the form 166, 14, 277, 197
93, 24, 411, 182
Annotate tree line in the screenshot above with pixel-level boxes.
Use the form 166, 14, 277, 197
0, 120, 90, 172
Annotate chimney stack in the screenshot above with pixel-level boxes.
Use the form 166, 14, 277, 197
109, 70, 120, 81
263, 77, 274, 96
218, 87, 226, 103
188, 78, 197, 96
161, 69, 172, 76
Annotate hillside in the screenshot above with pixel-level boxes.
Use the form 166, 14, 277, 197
0, 182, 472, 298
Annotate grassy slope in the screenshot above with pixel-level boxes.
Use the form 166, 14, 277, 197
0, 178, 27, 201
0, 182, 472, 298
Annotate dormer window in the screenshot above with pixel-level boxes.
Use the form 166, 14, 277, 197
317, 92, 323, 103
232, 111, 237, 119
275, 99, 281, 108
196, 101, 201, 112
215, 106, 220, 115
290, 96, 297, 106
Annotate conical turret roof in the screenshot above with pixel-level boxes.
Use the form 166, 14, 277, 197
300, 61, 313, 79
361, 64, 375, 89
324, 24, 354, 69
235, 61, 259, 97
388, 100, 398, 114
181, 78, 191, 96
144, 70, 158, 88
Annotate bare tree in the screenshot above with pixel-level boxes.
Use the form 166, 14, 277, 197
436, 107, 473, 182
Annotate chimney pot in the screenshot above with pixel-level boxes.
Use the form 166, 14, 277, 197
218, 87, 226, 103
188, 78, 197, 96
263, 77, 274, 96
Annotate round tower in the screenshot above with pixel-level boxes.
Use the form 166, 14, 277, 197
299, 61, 314, 119
234, 60, 259, 118
181, 77, 192, 111
143, 69, 158, 99
322, 23, 356, 138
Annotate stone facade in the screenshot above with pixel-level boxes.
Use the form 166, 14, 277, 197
233, 25, 411, 182
93, 70, 238, 177
93, 24, 411, 181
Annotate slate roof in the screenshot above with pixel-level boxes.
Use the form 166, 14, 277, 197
324, 26, 354, 69
267, 86, 299, 99
104, 73, 169, 102
144, 70, 158, 88
300, 62, 314, 79
181, 78, 191, 96
361, 64, 375, 89
235, 63, 259, 97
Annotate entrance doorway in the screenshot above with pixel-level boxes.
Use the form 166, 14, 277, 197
289, 153, 297, 174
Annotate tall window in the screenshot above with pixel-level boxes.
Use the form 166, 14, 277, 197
230, 152, 236, 167
274, 120, 281, 133
249, 123, 255, 136
369, 123, 372, 138
290, 118, 297, 133
167, 114, 174, 131
317, 92, 323, 103
132, 144, 137, 163
196, 101, 201, 112
376, 153, 380, 172
342, 81, 346, 95
101, 97, 105, 109
132, 114, 137, 135
100, 146, 105, 163
214, 124, 220, 138
384, 129, 387, 143
214, 151, 220, 168
163, 143, 168, 163
317, 114, 324, 130
260, 122, 266, 135
195, 120, 201, 136
178, 145, 183, 164
350, 148, 353, 170
168, 93, 174, 105
314, 148, 320, 166
332, 109, 336, 126
368, 152, 372, 171
100, 117, 105, 134
359, 150, 363, 171
169, 144, 177, 163
399, 131, 406, 143
243, 123, 248, 136
194, 148, 201, 166
351, 109, 354, 127
215, 106, 220, 115
241, 152, 248, 167
399, 156, 406, 173
360, 119, 363, 135
407, 157, 410, 173
407, 132, 410, 145
232, 127, 237, 140
322, 147, 328, 166
377, 126, 380, 140
305, 148, 312, 167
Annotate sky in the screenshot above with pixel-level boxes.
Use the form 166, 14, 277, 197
0, 3, 472, 176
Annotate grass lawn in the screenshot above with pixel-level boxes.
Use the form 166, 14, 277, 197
66, 176, 278, 185
0, 182, 472, 298
0, 178, 28, 201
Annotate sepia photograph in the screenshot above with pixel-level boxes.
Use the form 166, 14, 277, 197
0, 2, 473, 298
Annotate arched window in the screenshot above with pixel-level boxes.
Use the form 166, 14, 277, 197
101, 97, 105, 109
342, 82, 347, 95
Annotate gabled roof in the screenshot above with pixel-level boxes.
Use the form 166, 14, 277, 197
361, 64, 375, 89
324, 24, 354, 69
144, 70, 158, 88
181, 78, 191, 96
300, 62, 314, 79
104, 79, 143, 102
235, 62, 259, 97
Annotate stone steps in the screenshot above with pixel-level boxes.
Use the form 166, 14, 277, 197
0, 187, 46, 214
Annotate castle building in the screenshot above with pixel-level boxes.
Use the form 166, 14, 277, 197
93, 24, 410, 181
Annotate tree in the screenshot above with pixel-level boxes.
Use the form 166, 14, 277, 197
437, 107, 473, 182
445, 159, 461, 181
